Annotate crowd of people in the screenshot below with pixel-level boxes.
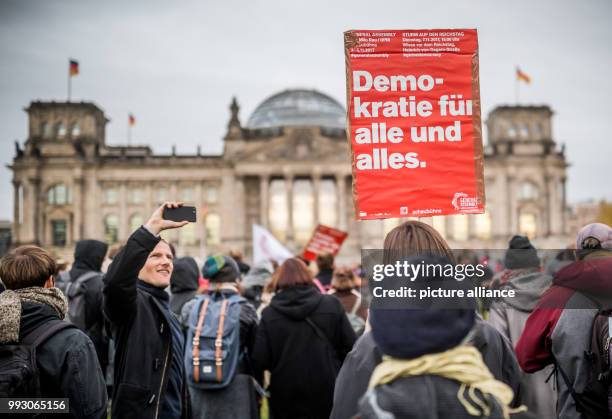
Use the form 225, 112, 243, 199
0, 201, 611, 419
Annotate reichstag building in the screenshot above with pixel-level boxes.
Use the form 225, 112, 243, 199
10, 89, 569, 260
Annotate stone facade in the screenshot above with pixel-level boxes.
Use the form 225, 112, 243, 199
9, 90, 570, 261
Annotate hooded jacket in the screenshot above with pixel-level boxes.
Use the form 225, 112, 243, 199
489, 270, 556, 419
68, 239, 109, 371
315, 268, 334, 288
4, 301, 108, 418
71, 239, 108, 280
169, 257, 199, 316
252, 285, 356, 419
516, 252, 612, 419
330, 317, 524, 419
242, 262, 273, 310
103, 227, 190, 419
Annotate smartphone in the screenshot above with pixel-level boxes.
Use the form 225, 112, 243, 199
163, 206, 197, 222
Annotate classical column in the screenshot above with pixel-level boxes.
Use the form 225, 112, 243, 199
260, 175, 269, 228
312, 174, 320, 226
31, 178, 42, 245
230, 175, 247, 250
168, 182, 179, 242
467, 215, 476, 239
507, 175, 518, 234
285, 175, 295, 242
85, 175, 100, 238
73, 176, 84, 243
145, 183, 153, 219
561, 177, 567, 235
12, 181, 20, 244
544, 175, 552, 237
445, 216, 454, 241
119, 183, 128, 240
336, 174, 347, 230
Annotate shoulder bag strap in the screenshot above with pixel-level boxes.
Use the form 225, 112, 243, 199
192, 298, 210, 383
556, 361, 584, 413
270, 305, 335, 349
305, 317, 334, 348
65, 271, 100, 295
350, 290, 362, 316
22, 321, 75, 347
215, 299, 230, 382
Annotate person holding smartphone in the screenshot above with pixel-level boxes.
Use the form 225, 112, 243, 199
103, 202, 192, 419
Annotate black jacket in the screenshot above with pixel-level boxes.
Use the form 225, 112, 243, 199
330, 318, 524, 419
169, 257, 199, 316
69, 239, 108, 371
315, 268, 334, 288
103, 227, 190, 419
252, 285, 356, 419
358, 374, 506, 419
20, 302, 107, 419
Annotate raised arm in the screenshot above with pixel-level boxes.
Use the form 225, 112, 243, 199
103, 202, 188, 325
103, 226, 160, 325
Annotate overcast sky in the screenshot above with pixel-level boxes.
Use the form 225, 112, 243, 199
0, 0, 610, 221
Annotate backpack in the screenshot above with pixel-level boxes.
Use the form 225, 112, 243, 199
56, 271, 100, 330
0, 320, 74, 397
184, 292, 245, 389
347, 291, 366, 335
330, 289, 366, 336
557, 309, 612, 418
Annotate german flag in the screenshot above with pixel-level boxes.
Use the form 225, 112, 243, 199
69, 59, 79, 77
128, 113, 136, 126
516, 67, 531, 84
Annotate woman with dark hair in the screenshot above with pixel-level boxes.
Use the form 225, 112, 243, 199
252, 258, 356, 419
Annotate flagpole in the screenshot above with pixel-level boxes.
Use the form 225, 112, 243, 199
67, 71, 71, 102
127, 120, 131, 146
515, 73, 519, 105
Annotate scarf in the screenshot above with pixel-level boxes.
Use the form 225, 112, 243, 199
368, 345, 526, 419
138, 281, 170, 307
0, 287, 68, 344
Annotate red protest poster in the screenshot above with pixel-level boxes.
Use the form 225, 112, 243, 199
302, 225, 348, 262
344, 29, 485, 219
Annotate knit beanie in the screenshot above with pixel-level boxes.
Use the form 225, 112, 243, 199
369, 254, 475, 359
504, 235, 539, 269
202, 255, 240, 283
576, 223, 612, 250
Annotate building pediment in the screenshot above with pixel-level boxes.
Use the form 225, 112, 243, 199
235, 128, 350, 163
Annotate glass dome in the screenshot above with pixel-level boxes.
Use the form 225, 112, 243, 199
246, 89, 346, 130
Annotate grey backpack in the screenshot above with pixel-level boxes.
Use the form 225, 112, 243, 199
329, 289, 365, 336
346, 290, 366, 336
56, 271, 100, 330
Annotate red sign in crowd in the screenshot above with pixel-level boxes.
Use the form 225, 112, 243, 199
344, 29, 485, 219
302, 225, 348, 262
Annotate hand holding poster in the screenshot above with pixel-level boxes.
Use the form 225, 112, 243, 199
302, 225, 348, 262
344, 29, 485, 219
